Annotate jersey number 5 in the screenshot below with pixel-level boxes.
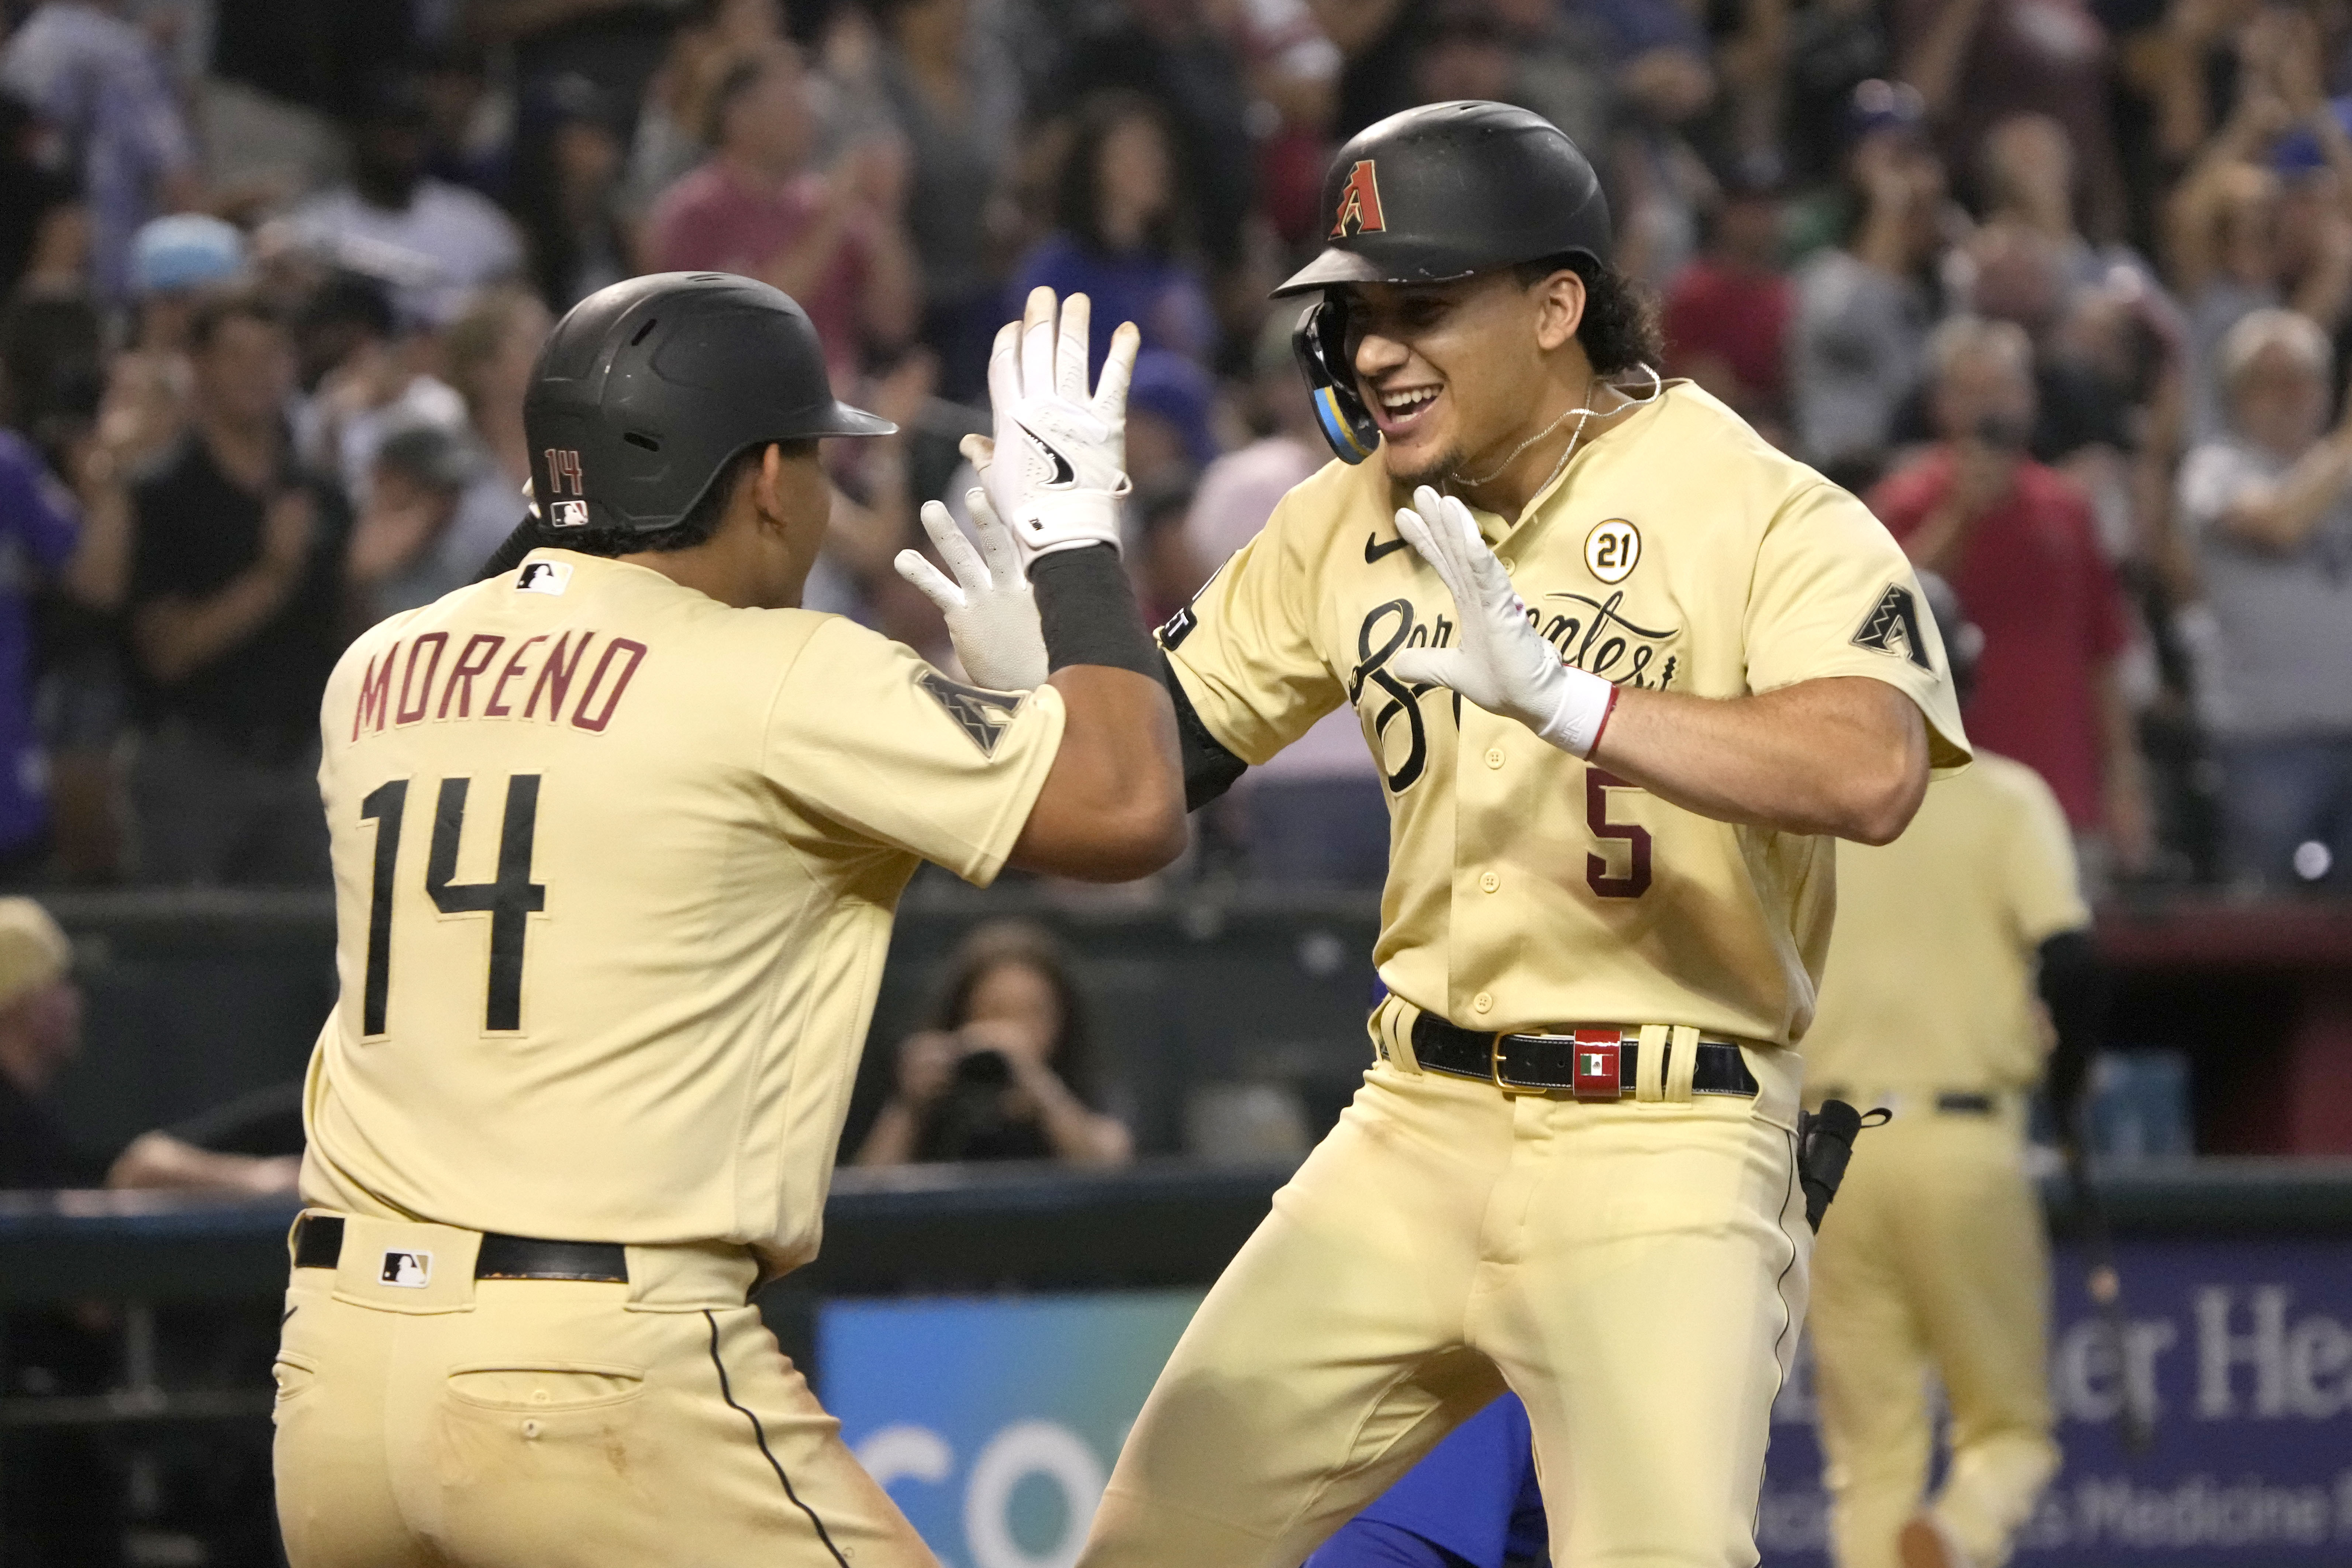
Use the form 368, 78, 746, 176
359, 775, 548, 1035
1584, 768, 1652, 899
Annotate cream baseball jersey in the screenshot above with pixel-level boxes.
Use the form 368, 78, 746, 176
1162, 382, 1970, 1047
299, 548, 1065, 1270
1806, 750, 2089, 1093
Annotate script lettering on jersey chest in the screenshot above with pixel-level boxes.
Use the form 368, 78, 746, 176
351, 630, 649, 740
1347, 531, 1684, 795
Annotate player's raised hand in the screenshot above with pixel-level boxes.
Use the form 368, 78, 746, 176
969, 285, 1140, 569
894, 490, 1050, 691
1384, 485, 1619, 759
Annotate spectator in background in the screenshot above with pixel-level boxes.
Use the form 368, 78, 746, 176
94, 214, 248, 476
342, 422, 482, 624
618, 0, 788, 222
291, 271, 467, 509
1055, 0, 1257, 281
1784, 0, 1891, 189
1235, 0, 1344, 249
438, 282, 549, 571
1664, 166, 1793, 436
0, 0, 199, 306
509, 73, 633, 313
2166, 36, 2352, 445
0, 88, 85, 297
1183, 316, 1387, 888
281, 74, 525, 328
1872, 316, 2155, 875
0, 415, 84, 878
1013, 91, 1217, 376
2176, 309, 2352, 889
644, 43, 920, 382
126, 294, 346, 887
0, 896, 124, 1568
1791, 81, 1947, 487
857, 920, 1132, 1168
876, 0, 1024, 402
1891, 0, 2122, 241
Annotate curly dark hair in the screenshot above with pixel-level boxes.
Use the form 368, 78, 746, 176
1512, 252, 1665, 376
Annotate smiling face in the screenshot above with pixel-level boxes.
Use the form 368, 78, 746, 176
1340, 270, 1584, 490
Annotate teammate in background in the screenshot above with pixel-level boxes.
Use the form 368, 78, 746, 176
1804, 576, 2099, 1568
1068, 101, 1969, 1568
273, 274, 1180, 1567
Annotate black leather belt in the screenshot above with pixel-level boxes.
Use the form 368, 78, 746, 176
1817, 1088, 2000, 1117
1411, 1014, 1760, 1099
293, 1214, 629, 1283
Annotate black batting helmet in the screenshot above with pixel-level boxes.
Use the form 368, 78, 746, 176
1273, 100, 1612, 299
1273, 102, 1615, 463
523, 272, 893, 536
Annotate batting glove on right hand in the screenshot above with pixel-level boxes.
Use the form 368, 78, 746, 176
1383, 486, 1619, 758
894, 489, 1050, 692
970, 286, 1139, 567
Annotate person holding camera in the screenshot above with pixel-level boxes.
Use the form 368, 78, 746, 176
856, 920, 1132, 1167
1870, 314, 2153, 878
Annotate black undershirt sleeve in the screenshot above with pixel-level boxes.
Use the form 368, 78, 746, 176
2037, 926, 2107, 1142
1163, 651, 1249, 811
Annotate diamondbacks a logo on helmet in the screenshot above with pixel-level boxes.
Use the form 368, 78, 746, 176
1851, 583, 1934, 669
917, 671, 1022, 757
1330, 160, 1387, 238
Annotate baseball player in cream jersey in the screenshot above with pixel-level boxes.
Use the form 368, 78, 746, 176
1804, 578, 2101, 1568
1066, 103, 1971, 1568
274, 274, 1182, 1566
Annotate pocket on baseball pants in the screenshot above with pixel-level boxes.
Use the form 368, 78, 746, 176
444, 1363, 646, 1412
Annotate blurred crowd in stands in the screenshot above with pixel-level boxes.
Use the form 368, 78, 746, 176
0, 0, 2342, 897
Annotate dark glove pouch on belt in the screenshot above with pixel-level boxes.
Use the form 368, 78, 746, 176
1794, 1099, 1891, 1232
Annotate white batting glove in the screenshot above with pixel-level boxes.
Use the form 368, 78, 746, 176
1383, 486, 1620, 758
970, 286, 1139, 566
894, 490, 1050, 692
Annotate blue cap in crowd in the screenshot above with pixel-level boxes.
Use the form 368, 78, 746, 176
131, 214, 246, 297
1127, 349, 1219, 471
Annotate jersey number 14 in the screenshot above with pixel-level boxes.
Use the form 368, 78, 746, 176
358, 775, 547, 1035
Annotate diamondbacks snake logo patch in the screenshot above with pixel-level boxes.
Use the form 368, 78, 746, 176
918, 671, 1022, 757
1851, 583, 1934, 670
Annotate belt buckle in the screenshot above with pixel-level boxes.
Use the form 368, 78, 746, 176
1489, 1033, 1537, 1097
1570, 1030, 1623, 1100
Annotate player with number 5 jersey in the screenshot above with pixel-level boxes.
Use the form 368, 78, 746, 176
1077, 105, 1970, 1568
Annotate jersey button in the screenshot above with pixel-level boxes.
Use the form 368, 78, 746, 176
1472, 991, 1493, 1014
1479, 870, 1500, 893
1484, 747, 1504, 769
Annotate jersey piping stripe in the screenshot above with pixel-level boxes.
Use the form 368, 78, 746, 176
702, 1309, 851, 1567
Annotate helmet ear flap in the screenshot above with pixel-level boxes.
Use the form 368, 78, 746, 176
1292, 299, 1380, 464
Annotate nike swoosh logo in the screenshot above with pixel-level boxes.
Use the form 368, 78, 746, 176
1017, 422, 1077, 488
1364, 533, 1410, 563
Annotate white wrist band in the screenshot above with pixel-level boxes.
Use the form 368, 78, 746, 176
1534, 665, 1620, 759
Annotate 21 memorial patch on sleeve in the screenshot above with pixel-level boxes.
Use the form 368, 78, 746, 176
918, 671, 1024, 757
1850, 583, 1935, 670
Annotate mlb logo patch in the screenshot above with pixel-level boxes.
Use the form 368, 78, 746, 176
1571, 1033, 1621, 1100
380, 1249, 433, 1288
517, 561, 573, 596
550, 499, 589, 528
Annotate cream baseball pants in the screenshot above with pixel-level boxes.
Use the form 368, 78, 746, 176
1080, 1022, 1811, 1568
271, 1213, 937, 1568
